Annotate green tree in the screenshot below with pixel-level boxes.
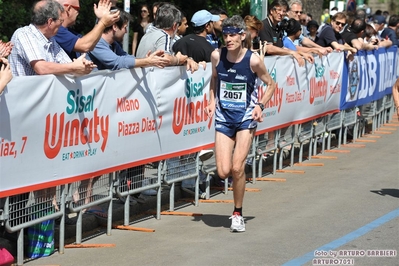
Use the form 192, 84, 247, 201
0, 0, 31, 41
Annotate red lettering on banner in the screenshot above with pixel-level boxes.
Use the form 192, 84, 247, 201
329, 70, 340, 79
116, 97, 140, 112
172, 93, 209, 135
286, 93, 295, 103
142, 117, 156, 132
43, 109, 109, 159
263, 83, 283, 112
286, 76, 295, 86
118, 121, 140, 136
285, 90, 305, 103
0, 139, 17, 158
117, 116, 162, 137
330, 84, 341, 94
309, 77, 328, 105
0, 136, 28, 159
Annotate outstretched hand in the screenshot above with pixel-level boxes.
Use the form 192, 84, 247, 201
292, 52, 305, 67
0, 41, 13, 58
302, 52, 315, 64
346, 51, 354, 62
199, 61, 207, 70
95, 0, 120, 27
72, 53, 97, 75
185, 58, 199, 73
146, 50, 170, 68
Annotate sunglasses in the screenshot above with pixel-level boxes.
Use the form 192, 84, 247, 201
291, 11, 303, 14
141, 10, 148, 13
273, 8, 287, 14
64, 4, 80, 12
334, 21, 346, 27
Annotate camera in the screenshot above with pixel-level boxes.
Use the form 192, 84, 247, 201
252, 37, 260, 50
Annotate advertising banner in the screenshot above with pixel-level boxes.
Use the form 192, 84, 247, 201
340, 46, 398, 110
0, 52, 349, 196
256, 51, 343, 133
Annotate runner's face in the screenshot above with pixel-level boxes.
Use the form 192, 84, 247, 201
223, 32, 245, 51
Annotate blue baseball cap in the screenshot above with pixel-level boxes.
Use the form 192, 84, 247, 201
373, 15, 386, 25
191, 10, 220, 27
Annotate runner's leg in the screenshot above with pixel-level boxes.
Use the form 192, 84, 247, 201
231, 129, 255, 208
215, 131, 235, 179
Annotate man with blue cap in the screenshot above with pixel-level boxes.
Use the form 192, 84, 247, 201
173, 10, 219, 63
172, 10, 218, 199
371, 15, 386, 38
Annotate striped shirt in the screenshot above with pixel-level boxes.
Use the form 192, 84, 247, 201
9, 24, 71, 76
136, 25, 174, 58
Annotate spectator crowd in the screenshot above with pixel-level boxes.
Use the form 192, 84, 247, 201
1, 0, 398, 90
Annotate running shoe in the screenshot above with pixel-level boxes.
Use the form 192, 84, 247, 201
229, 212, 245, 232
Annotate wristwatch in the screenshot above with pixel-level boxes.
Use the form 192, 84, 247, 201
256, 102, 264, 111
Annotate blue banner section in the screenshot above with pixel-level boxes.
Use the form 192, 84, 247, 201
340, 46, 398, 110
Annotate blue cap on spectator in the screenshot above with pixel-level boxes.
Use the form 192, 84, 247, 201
191, 10, 220, 27
373, 15, 386, 24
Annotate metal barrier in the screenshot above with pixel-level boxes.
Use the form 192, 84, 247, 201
246, 140, 257, 184
375, 97, 386, 130
297, 122, 313, 163
115, 165, 161, 220
361, 101, 376, 134
3, 187, 65, 265
383, 94, 394, 124
342, 108, 358, 144
278, 126, 296, 169
162, 153, 200, 210
68, 174, 113, 244
326, 112, 343, 150
256, 130, 279, 177
201, 154, 233, 200
312, 117, 327, 155
201, 157, 219, 199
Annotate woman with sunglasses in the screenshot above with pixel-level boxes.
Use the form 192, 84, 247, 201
131, 4, 152, 56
